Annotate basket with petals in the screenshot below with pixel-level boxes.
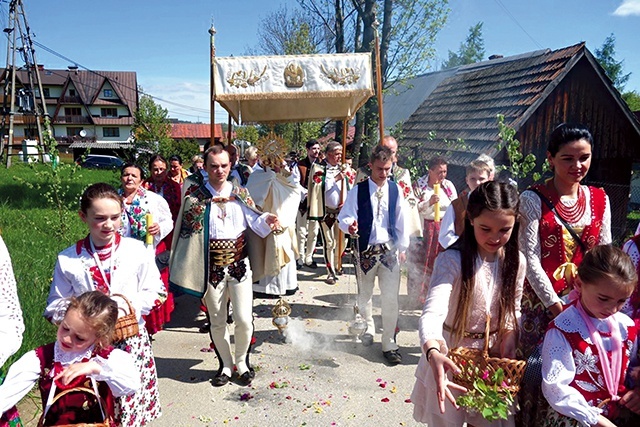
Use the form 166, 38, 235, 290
447, 316, 526, 395
111, 294, 138, 342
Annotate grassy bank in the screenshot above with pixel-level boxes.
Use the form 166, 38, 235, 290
0, 162, 119, 373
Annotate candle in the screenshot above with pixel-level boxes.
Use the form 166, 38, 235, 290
145, 213, 154, 246
433, 183, 441, 222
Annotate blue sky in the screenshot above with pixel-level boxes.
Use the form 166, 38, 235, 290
4, 0, 639, 122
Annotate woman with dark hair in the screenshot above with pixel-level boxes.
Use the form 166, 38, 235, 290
517, 123, 611, 424
168, 155, 189, 187
142, 154, 182, 225
119, 163, 175, 336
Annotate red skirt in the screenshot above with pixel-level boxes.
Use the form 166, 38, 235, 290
143, 241, 175, 335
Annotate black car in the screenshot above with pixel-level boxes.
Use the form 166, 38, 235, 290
76, 155, 124, 169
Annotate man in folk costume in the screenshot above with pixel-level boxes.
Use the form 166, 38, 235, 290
355, 135, 421, 237
307, 140, 356, 284
226, 144, 252, 187
296, 139, 322, 269
338, 145, 410, 365
169, 145, 281, 387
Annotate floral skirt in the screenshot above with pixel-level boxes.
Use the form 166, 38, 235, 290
0, 373, 22, 427
114, 329, 161, 426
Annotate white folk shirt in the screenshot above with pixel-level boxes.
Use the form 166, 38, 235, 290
415, 177, 457, 222
204, 181, 272, 239
337, 179, 410, 252
324, 164, 344, 210
0, 236, 24, 367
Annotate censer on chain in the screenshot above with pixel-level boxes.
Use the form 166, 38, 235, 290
348, 233, 368, 339
271, 298, 291, 334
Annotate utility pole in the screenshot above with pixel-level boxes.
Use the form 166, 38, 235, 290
1, 0, 50, 167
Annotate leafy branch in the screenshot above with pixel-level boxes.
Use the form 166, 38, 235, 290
496, 114, 548, 182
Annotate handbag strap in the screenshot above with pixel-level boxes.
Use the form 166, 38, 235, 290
529, 187, 587, 252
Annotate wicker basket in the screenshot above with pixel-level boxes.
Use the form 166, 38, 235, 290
111, 294, 138, 342
447, 315, 526, 395
38, 385, 113, 427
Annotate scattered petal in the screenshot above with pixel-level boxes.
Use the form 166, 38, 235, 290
381, 397, 390, 402
404, 398, 412, 403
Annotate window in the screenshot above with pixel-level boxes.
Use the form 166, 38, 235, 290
66, 127, 83, 136
43, 88, 50, 97
69, 89, 76, 97
103, 127, 120, 138
103, 89, 113, 97
24, 128, 38, 138
101, 108, 118, 117
64, 107, 81, 116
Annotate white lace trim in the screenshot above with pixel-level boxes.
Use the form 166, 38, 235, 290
53, 341, 96, 367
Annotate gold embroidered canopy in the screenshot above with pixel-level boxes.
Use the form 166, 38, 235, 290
213, 53, 374, 124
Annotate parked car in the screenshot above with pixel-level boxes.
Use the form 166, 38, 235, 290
76, 154, 124, 169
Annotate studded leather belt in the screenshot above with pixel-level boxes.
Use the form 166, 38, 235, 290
209, 234, 247, 267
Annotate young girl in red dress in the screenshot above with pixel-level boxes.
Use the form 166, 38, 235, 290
0, 291, 139, 426
542, 245, 640, 426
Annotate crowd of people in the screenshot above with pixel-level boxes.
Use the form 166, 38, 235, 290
3, 123, 640, 426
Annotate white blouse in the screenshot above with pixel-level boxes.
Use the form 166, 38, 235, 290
414, 177, 457, 222
0, 342, 140, 415
45, 237, 165, 326
542, 306, 636, 426
518, 187, 611, 308
0, 236, 24, 367
120, 188, 173, 249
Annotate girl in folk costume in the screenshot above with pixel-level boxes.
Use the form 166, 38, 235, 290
119, 163, 175, 336
44, 183, 165, 426
411, 156, 457, 302
0, 235, 24, 427
518, 124, 611, 425
0, 291, 140, 426
411, 181, 526, 427
542, 245, 640, 426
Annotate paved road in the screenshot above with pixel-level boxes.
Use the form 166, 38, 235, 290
152, 258, 425, 427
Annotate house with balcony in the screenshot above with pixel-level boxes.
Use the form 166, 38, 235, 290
0, 65, 138, 158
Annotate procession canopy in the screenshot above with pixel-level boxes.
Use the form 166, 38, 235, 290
214, 52, 374, 124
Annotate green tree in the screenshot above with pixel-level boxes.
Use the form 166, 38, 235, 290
442, 22, 485, 69
235, 126, 260, 144
595, 33, 631, 92
132, 93, 173, 165
622, 90, 640, 111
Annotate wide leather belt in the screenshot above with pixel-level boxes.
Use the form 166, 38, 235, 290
209, 234, 247, 267
362, 243, 391, 256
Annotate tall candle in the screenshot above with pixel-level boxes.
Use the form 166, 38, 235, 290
145, 213, 154, 246
433, 183, 441, 222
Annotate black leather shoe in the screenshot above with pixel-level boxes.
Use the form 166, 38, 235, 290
361, 333, 374, 347
383, 350, 402, 365
305, 261, 318, 269
237, 371, 253, 386
212, 372, 230, 387
199, 322, 210, 333
325, 276, 336, 285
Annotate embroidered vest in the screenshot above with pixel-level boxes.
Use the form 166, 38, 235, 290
548, 317, 636, 408
36, 343, 115, 426
533, 184, 607, 295
356, 180, 398, 251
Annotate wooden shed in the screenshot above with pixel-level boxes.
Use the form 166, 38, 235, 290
396, 43, 640, 239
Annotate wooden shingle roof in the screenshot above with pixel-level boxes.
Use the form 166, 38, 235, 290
401, 43, 589, 167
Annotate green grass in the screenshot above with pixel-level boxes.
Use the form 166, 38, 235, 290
0, 161, 120, 374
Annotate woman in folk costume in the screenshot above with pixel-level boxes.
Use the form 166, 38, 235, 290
45, 183, 165, 426
142, 154, 182, 229
411, 156, 457, 301
518, 124, 611, 425
245, 136, 302, 297
118, 163, 175, 336
1, 291, 140, 427
0, 234, 25, 427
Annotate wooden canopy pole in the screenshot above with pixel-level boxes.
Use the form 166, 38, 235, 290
209, 21, 216, 148
373, 20, 384, 144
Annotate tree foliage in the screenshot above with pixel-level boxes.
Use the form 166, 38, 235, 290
595, 33, 631, 92
442, 22, 485, 69
132, 93, 173, 165
253, 6, 329, 55
235, 126, 260, 144
623, 91, 640, 112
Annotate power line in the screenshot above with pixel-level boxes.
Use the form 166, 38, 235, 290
493, 0, 544, 50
